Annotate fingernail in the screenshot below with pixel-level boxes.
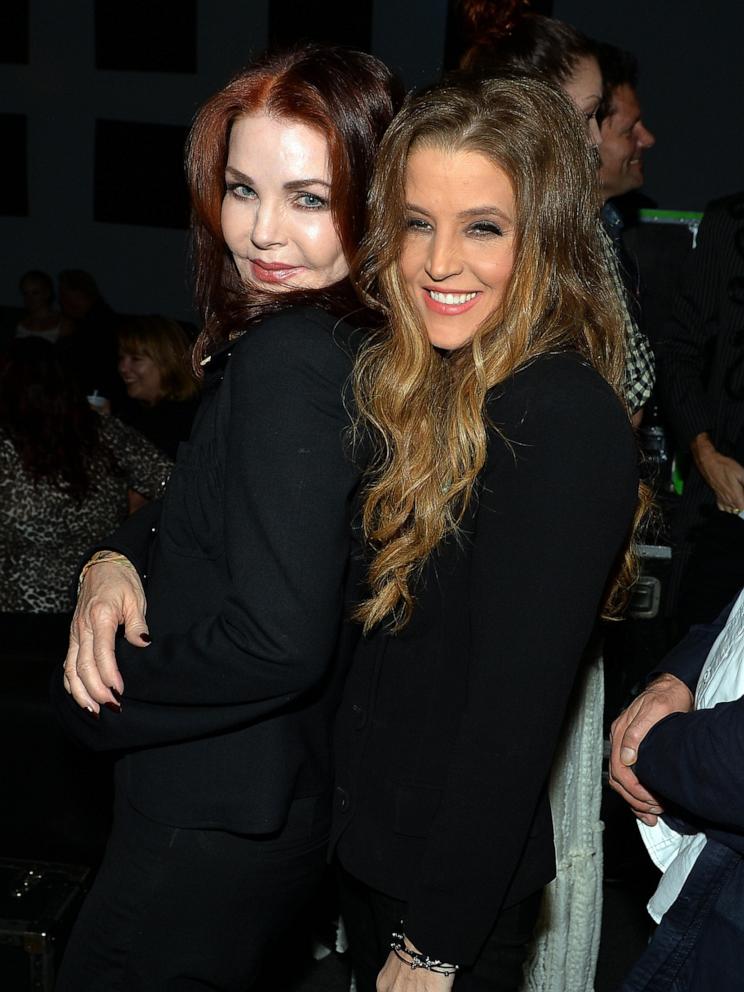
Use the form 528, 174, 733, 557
141, 633, 151, 643
85, 707, 99, 720
110, 687, 122, 703
103, 701, 122, 714
620, 747, 636, 764
649, 806, 662, 814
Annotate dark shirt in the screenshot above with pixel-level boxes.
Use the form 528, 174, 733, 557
332, 350, 639, 965
118, 395, 199, 460
52, 306, 364, 834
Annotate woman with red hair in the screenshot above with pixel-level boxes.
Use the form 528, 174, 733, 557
54, 45, 400, 991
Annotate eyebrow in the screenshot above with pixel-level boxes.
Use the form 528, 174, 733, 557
224, 166, 330, 190
406, 202, 513, 223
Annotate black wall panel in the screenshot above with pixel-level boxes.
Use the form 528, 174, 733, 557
94, 120, 190, 229
0, 115, 28, 217
95, 0, 198, 73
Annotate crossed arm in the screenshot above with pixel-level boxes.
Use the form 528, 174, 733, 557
608, 604, 733, 823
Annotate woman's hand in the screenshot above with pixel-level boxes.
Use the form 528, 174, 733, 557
63, 558, 149, 712
377, 951, 455, 992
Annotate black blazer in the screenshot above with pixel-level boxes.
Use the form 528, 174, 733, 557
657, 193, 744, 565
331, 352, 639, 966
52, 306, 363, 834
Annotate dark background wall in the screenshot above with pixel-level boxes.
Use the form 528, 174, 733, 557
2, 0, 741, 321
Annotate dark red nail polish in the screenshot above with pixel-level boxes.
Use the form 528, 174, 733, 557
104, 701, 122, 714
86, 708, 100, 720
110, 687, 122, 703
141, 633, 151, 643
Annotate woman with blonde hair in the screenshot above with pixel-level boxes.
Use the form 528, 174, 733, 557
117, 315, 199, 458
331, 75, 641, 992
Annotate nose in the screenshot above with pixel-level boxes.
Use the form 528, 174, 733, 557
636, 121, 656, 149
425, 230, 463, 282
250, 200, 286, 250
118, 354, 131, 376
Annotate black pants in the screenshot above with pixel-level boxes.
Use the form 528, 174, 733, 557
337, 866, 542, 992
56, 788, 330, 991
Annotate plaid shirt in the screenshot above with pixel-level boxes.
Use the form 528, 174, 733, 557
601, 205, 656, 414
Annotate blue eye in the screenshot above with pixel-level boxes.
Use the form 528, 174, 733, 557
225, 182, 256, 200
296, 192, 328, 210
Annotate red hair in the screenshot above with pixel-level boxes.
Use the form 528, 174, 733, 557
186, 45, 402, 363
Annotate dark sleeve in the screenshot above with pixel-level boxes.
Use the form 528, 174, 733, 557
100, 415, 173, 498
404, 371, 639, 964
635, 699, 744, 833
112, 314, 357, 711
656, 206, 724, 449
71, 499, 163, 597
647, 598, 737, 693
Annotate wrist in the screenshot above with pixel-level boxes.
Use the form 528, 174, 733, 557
648, 673, 694, 708
390, 931, 459, 977
690, 432, 716, 469
78, 551, 136, 594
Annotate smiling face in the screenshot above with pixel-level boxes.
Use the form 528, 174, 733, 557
598, 84, 656, 200
118, 350, 163, 404
400, 145, 517, 350
562, 55, 603, 148
220, 112, 349, 291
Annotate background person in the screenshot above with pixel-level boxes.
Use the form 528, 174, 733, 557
15, 269, 72, 344
655, 193, 744, 633
609, 596, 744, 991
0, 338, 170, 629
459, 0, 655, 419
332, 75, 641, 992
595, 43, 656, 204
117, 314, 200, 459
52, 45, 401, 992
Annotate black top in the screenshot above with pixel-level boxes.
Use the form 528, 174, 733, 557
332, 351, 639, 966
657, 192, 744, 458
52, 306, 364, 833
118, 395, 200, 460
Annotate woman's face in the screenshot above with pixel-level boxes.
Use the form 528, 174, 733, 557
118, 350, 163, 404
400, 145, 516, 351
220, 112, 349, 291
562, 55, 603, 148
21, 277, 52, 314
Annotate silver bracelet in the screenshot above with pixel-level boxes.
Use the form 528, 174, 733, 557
390, 931, 459, 977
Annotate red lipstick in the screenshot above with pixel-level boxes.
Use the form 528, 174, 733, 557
250, 260, 305, 284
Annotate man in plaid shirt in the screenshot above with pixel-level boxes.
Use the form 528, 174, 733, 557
596, 41, 657, 420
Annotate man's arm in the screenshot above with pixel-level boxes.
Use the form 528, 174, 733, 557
690, 432, 744, 512
608, 599, 736, 822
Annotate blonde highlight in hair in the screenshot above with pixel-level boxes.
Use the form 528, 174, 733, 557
353, 76, 640, 633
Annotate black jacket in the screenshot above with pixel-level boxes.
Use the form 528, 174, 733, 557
332, 351, 639, 966
656, 193, 744, 588
52, 307, 364, 833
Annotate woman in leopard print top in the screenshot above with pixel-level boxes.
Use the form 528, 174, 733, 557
0, 339, 172, 615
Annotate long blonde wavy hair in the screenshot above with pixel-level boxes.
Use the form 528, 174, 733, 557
352, 75, 643, 633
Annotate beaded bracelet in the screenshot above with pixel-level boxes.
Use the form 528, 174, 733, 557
77, 551, 136, 594
390, 931, 459, 977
